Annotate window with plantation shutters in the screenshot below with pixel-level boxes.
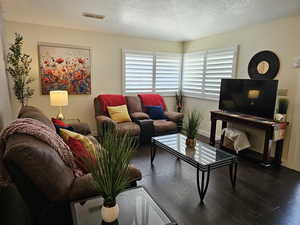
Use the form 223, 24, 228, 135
123, 51, 154, 94
123, 50, 181, 95
182, 52, 205, 96
183, 46, 238, 100
155, 53, 181, 94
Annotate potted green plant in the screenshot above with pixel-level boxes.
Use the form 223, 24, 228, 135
7, 33, 34, 106
175, 90, 184, 113
275, 98, 289, 122
82, 127, 136, 223
183, 110, 201, 148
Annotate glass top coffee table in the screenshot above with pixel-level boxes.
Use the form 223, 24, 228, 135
151, 133, 238, 202
71, 186, 177, 225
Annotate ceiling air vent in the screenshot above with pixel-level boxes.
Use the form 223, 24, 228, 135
82, 12, 105, 20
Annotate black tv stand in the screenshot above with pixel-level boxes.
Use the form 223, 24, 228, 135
210, 110, 288, 167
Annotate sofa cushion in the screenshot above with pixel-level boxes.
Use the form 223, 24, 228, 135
153, 120, 177, 134
18, 106, 56, 131
116, 122, 140, 136
51, 118, 74, 134
126, 96, 143, 113
67, 137, 95, 174
107, 105, 132, 123
60, 129, 96, 154
145, 106, 167, 120
97, 94, 126, 115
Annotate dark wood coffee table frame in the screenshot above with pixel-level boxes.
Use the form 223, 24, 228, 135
151, 137, 238, 202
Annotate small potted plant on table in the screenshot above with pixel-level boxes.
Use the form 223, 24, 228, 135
183, 110, 201, 149
82, 127, 136, 223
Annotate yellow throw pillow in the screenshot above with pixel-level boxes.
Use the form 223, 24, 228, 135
107, 105, 132, 123
60, 129, 96, 154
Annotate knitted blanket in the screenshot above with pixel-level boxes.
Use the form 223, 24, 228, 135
0, 118, 83, 186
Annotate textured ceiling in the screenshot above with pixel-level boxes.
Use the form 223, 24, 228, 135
1, 0, 300, 41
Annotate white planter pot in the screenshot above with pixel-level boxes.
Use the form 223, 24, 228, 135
101, 203, 119, 223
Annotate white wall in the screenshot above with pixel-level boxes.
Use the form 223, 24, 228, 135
0, 16, 12, 130
4, 21, 182, 134
183, 15, 300, 166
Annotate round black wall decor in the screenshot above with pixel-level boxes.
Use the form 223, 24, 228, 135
248, 50, 280, 80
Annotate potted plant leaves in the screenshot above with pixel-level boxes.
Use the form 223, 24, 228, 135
183, 110, 201, 149
82, 126, 136, 223
175, 90, 184, 113
7, 33, 34, 106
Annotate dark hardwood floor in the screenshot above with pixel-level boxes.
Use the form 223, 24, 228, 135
132, 142, 300, 225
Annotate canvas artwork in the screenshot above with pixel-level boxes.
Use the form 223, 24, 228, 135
39, 44, 91, 95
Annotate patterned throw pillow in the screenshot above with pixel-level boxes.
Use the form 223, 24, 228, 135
52, 118, 74, 134
107, 105, 132, 123
67, 137, 94, 173
60, 129, 96, 154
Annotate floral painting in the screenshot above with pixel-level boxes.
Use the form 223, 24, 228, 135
39, 44, 91, 95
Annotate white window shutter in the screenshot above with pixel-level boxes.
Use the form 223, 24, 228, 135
155, 53, 181, 94
205, 47, 237, 98
123, 51, 154, 94
182, 46, 238, 100
182, 52, 205, 97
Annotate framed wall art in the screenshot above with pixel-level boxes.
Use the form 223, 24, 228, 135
38, 43, 91, 95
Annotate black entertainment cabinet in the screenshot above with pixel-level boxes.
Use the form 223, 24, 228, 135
210, 110, 288, 167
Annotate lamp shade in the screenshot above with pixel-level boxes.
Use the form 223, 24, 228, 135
50, 90, 68, 106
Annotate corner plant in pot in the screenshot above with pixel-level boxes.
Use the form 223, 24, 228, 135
82, 126, 136, 223
183, 110, 201, 149
7, 33, 34, 106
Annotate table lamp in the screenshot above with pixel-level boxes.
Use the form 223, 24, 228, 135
50, 90, 68, 120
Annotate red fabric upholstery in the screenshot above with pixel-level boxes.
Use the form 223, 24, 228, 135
138, 94, 167, 111
97, 94, 126, 115
67, 137, 95, 174
51, 118, 69, 127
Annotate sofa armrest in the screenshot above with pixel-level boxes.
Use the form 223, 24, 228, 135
69, 122, 91, 135
95, 116, 117, 137
164, 111, 184, 122
130, 112, 150, 121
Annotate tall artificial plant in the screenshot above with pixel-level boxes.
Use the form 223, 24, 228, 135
7, 33, 34, 106
82, 126, 136, 207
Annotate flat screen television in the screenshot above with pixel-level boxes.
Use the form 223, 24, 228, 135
219, 79, 278, 119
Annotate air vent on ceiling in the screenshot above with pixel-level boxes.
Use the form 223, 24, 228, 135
82, 12, 105, 20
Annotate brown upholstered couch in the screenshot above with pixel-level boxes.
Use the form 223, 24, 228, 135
94, 95, 184, 138
2, 106, 142, 225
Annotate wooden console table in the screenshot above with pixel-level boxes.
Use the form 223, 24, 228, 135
210, 111, 288, 166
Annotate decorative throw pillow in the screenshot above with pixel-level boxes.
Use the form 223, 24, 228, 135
145, 106, 167, 120
60, 129, 96, 154
67, 137, 94, 173
52, 118, 74, 134
107, 105, 132, 123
